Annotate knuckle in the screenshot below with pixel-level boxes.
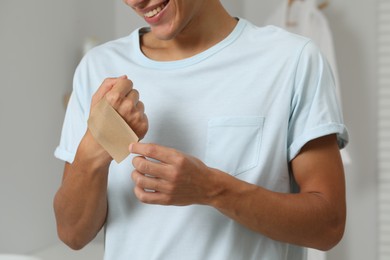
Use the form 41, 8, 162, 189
145, 144, 157, 157
137, 101, 145, 111
132, 171, 141, 186
132, 157, 140, 167
102, 77, 113, 85
136, 177, 147, 189
153, 181, 160, 191
105, 91, 122, 105
139, 161, 150, 173
131, 111, 143, 123
131, 89, 139, 98
136, 178, 144, 188
169, 168, 181, 183
122, 78, 133, 88
173, 154, 186, 167
165, 183, 176, 194
137, 192, 148, 203
121, 99, 135, 113
172, 175, 183, 186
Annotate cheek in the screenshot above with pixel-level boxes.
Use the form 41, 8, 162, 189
122, 0, 136, 9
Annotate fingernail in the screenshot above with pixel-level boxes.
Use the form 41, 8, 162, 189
129, 143, 133, 153
119, 75, 128, 79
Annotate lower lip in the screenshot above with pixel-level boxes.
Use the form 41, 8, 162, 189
144, 1, 169, 25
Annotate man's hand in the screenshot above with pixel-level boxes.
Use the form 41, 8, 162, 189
91, 76, 148, 140
130, 143, 221, 206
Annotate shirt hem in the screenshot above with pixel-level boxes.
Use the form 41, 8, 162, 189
54, 146, 76, 164
288, 123, 348, 161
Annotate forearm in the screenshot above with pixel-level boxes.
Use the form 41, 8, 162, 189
54, 77, 149, 249
53, 131, 111, 250
208, 170, 345, 251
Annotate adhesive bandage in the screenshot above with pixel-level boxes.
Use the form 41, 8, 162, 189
88, 98, 139, 163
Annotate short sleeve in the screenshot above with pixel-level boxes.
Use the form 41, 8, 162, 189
287, 41, 348, 161
54, 60, 91, 164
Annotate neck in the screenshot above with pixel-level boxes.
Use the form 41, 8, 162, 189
141, 1, 237, 61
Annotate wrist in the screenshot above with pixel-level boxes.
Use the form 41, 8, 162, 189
205, 168, 257, 213
73, 130, 112, 173
203, 168, 233, 208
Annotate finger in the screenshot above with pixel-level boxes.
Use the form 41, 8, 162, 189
105, 79, 134, 108
122, 101, 145, 120
134, 185, 166, 205
132, 170, 158, 190
136, 101, 145, 113
132, 156, 168, 177
136, 112, 149, 140
129, 143, 179, 164
127, 89, 140, 102
120, 89, 140, 111
115, 91, 139, 116
132, 169, 178, 198
111, 78, 133, 97
92, 76, 127, 105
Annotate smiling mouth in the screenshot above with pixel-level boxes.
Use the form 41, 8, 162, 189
144, 1, 169, 18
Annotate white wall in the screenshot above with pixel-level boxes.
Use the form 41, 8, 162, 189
0, 0, 114, 254
323, 1, 377, 259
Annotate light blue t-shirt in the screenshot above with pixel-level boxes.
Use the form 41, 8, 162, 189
55, 18, 348, 260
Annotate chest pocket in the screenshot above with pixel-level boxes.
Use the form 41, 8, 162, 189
205, 116, 264, 176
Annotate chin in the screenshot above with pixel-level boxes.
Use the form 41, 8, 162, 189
150, 27, 178, 41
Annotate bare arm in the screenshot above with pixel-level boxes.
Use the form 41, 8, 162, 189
211, 134, 346, 250
130, 134, 346, 250
53, 77, 148, 250
53, 131, 111, 250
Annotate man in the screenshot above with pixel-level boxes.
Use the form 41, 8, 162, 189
54, 0, 348, 259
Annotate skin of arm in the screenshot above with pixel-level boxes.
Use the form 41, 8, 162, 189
130, 134, 346, 251
53, 76, 148, 250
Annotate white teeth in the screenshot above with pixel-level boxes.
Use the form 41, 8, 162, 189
144, 4, 166, 18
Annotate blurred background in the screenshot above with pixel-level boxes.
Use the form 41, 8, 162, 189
0, 0, 379, 259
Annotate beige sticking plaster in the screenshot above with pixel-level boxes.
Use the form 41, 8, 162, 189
88, 98, 139, 163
